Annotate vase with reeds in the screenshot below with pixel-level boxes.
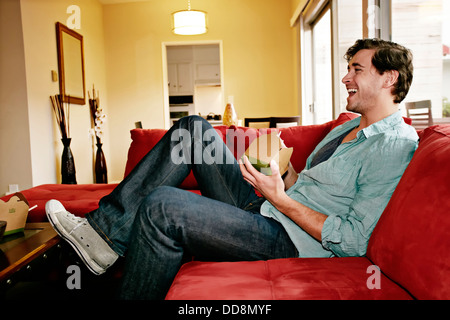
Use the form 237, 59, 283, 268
51, 94, 77, 184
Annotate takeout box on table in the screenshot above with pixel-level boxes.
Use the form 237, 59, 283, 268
0, 193, 29, 236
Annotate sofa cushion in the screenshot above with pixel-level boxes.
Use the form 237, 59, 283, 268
367, 125, 450, 300
278, 113, 357, 172
165, 258, 412, 300
123, 113, 359, 189
124, 128, 202, 189
1, 184, 117, 222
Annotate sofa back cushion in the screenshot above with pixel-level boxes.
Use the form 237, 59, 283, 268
123, 113, 358, 189
277, 113, 357, 172
367, 125, 450, 300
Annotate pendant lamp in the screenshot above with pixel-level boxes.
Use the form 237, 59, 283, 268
172, 0, 207, 35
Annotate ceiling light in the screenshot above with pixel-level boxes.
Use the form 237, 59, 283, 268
172, 0, 207, 35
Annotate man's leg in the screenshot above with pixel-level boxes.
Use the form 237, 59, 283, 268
47, 115, 261, 274
86, 115, 258, 256
118, 187, 297, 300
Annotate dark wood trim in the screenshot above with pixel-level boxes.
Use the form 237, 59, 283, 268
0, 223, 60, 281
245, 116, 301, 128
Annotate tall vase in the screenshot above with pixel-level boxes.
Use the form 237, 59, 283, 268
95, 142, 108, 184
61, 138, 77, 184
223, 102, 238, 126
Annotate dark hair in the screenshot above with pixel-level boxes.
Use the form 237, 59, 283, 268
344, 39, 414, 104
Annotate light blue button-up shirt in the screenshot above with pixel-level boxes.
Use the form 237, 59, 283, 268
260, 111, 419, 258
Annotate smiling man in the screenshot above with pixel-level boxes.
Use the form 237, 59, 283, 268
45, 39, 419, 299
241, 39, 419, 257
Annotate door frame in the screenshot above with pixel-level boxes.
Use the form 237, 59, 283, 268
162, 40, 224, 129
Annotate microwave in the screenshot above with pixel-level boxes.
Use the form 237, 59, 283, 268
169, 101, 195, 125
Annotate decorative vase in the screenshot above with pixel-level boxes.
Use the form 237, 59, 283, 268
223, 102, 238, 126
61, 138, 77, 184
95, 142, 108, 184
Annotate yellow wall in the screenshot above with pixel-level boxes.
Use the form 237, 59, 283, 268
19, 0, 108, 186
0, 0, 299, 192
104, 0, 298, 181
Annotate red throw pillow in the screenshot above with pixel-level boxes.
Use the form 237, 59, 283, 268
124, 129, 166, 178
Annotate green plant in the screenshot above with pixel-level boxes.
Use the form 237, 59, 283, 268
443, 97, 450, 118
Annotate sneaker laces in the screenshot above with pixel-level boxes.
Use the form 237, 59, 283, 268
66, 212, 88, 235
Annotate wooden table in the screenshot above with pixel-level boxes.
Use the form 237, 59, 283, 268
1, 223, 123, 299
0, 223, 60, 288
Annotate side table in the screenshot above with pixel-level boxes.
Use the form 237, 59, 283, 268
0, 223, 60, 293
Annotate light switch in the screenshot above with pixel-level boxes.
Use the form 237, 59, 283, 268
51, 70, 58, 82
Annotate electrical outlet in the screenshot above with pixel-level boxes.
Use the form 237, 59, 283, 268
6, 184, 19, 195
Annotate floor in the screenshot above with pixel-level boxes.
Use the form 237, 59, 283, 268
2, 246, 123, 300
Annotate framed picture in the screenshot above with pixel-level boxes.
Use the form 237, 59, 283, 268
56, 22, 86, 105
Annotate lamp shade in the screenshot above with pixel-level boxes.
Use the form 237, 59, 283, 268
172, 10, 207, 35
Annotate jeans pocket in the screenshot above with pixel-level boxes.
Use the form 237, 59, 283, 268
243, 196, 266, 212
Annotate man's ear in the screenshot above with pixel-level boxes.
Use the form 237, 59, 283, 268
383, 70, 399, 88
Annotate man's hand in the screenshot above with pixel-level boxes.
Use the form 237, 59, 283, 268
239, 155, 327, 242
239, 156, 287, 205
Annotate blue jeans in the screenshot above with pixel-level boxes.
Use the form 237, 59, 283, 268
86, 116, 297, 299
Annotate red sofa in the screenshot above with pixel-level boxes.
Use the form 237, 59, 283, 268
3, 113, 449, 300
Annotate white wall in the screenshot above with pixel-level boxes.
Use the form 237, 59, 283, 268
0, 0, 33, 195
195, 86, 224, 117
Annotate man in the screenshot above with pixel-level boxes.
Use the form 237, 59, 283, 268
46, 39, 418, 299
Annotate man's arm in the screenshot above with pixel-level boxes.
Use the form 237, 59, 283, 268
239, 156, 326, 241
240, 134, 417, 257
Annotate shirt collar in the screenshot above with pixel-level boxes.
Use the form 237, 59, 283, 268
359, 111, 403, 138
339, 111, 403, 139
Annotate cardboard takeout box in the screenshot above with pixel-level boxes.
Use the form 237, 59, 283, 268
0, 193, 29, 236
244, 132, 293, 176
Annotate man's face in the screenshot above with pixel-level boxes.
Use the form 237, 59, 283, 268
342, 49, 386, 114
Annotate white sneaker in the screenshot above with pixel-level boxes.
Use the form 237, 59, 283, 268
45, 200, 118, 275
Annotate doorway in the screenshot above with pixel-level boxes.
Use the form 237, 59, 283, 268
162, 41, 224, 128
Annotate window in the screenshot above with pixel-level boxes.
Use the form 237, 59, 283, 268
295, 0, 450, 124
299, 0, 364, 125
336, 0, 363, 115
391, 0, 450, 119
300, 1, 334, 125
312, 5, 333, 124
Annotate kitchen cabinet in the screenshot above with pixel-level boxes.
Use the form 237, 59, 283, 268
167, 44, 221, 94
168, 62, 194, 95
195, 63, 221, 85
